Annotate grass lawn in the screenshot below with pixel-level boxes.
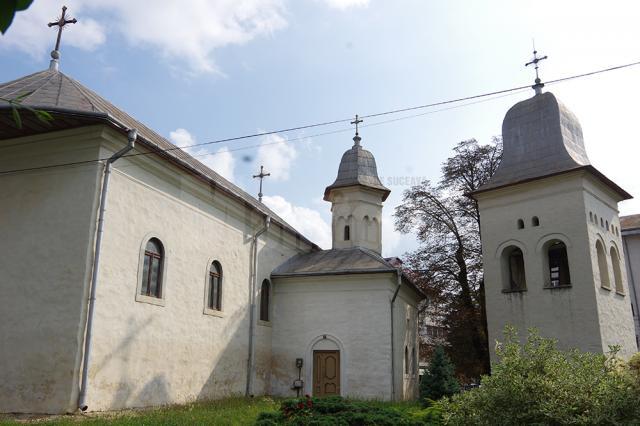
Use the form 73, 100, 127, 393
0, 397, 281, 426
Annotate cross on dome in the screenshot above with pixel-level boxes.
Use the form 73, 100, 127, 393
47, 5, 77, 71
350, 114, 363, 145
525, 45, 548, 95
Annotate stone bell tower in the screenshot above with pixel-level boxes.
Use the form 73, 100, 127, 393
472, 72, 637, 360
324, 125, 390, 254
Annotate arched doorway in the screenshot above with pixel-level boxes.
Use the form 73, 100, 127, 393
306, 335, 345, 397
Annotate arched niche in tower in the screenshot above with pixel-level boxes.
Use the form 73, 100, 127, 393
595, 239, 610, 289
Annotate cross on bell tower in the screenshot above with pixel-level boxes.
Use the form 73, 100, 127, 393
525, 46, 548, 95
47, 5, 77, 71
253, 165, 271, 203
351, 114, 363, 146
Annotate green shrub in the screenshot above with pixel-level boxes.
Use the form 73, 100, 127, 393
420, 346, 460, 405
255, 395, 440, 425
440, 327, 640, 425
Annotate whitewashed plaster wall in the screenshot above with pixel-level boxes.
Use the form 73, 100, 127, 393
0, 127, 104, 413
270, 273, 419, 401
328, 187, 383, 254
84, 130, 313, 411
583, 176, 637, 355
478, 171, 636, 364
622, 232, 640, 349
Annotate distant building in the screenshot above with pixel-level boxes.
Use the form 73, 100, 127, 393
621, 214, 640, 349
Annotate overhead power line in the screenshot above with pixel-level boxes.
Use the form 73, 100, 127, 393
1, 59, 640, 176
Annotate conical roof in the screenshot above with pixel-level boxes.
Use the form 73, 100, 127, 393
324, 135, 390, 201
474, 91, 630, 199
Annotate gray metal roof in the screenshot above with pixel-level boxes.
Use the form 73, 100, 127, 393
473, 91, 631, 200
0, 69, 318, 248
324, 135, 390, 201
271, 246, 397, 276
271, 246, 426, 298
478, 92, 590, 192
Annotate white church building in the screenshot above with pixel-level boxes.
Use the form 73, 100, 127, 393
0, 57, 423, 413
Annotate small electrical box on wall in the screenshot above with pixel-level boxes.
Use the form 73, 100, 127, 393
296, 358, 304, 368
292, 379, 303, 389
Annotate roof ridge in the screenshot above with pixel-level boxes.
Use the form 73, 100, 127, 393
356, 246, 395, 268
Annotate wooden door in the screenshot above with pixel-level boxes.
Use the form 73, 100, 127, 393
313, 350, 340, 397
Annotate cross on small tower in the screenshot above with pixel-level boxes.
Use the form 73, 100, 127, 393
525, 46, 548, 95
253, 165, 271, 203
351, 114, 363, 136
47, 5, 77, 70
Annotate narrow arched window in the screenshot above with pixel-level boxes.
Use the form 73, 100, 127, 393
507, 247, 527, 290
517, 219, 524, 229
141, 238, 163, 298
532, 216, 540, 227
548, 241, 571, 287
610, 247, 623, 293
404, 346, 409, 374
589, 212, 593, 222
596, 240, 610, 289
260, 279, 271, 321
600, 218, 604, 228
344, 225, 350, 241
208, 261, 222, 311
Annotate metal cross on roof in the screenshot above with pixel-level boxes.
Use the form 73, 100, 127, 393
351, 114, 363, 136
253, 165, 271, 203
48, 6, 77, 57
525, 47, 548, 94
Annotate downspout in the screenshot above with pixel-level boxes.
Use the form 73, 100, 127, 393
390, 268, 402, 402
78, 129, 137, 411
246, 215, 271, 396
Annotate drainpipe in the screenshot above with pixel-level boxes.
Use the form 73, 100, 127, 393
390, 268, 402, 402
246, 215, 271, 396
78, 129, 137, 411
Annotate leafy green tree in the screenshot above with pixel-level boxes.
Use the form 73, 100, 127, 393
439, 327, 640, 425
396, 138, 502, 380
420, 346, 460, 404
1, 0, 33, 34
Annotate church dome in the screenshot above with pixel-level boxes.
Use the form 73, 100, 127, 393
324, 135, 390, 201
478, 91, 591, 192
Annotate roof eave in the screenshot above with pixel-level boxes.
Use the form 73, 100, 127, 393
469, 165, 632, 201
0, 106, 320, 250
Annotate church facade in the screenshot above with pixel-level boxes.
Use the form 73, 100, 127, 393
472, 87, 638, 361
0, 64, 422, 413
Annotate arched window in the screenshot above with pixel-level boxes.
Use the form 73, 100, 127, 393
532, 216, 540, 227
517, 219, 524, 229
344, 225, 350, 241
596, 240, 610, 289
606, 220, 609, 231
610, 247, 624, 293
600, 218, 604, 228
502, 246, 526, 291
589, 212, 593, 222
141, 238, 164, 298
208, 261, 222, 311
260, 279, 271, 321
547, 241, 571, 287
363, 216, 370, 241
404, 346, 409, 375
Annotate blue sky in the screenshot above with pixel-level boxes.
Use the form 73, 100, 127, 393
2, 0, 640, 256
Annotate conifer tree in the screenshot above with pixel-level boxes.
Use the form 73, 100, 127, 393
420, 346, 460, 404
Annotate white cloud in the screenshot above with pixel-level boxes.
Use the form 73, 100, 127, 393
169, 128, 236, 182
3, 0, 287, 74
263, 195, 331, 249
255, 133, 297, 181
322, 0, 370, 10
1, 2, 105, 58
